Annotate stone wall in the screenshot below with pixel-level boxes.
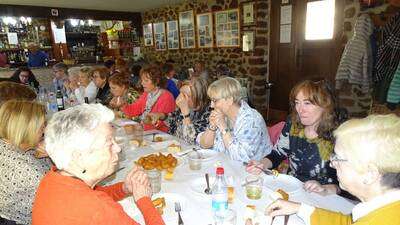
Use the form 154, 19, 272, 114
339, 1, 390, 117
141, 0, 270, 113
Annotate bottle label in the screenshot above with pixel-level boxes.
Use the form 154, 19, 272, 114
57, 98, 64, 106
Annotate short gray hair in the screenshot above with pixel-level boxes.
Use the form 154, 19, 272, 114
45, 104, 114, 170
68, 67, 81, 79
207, 77, 244, 104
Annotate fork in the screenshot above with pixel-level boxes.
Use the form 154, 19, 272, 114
242, 162, 275, 176
174, 202, 184, 225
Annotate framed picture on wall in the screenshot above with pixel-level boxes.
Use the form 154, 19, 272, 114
153, 22, 166, 51
143, 23, 154, 46
167, 20, 180, 49
241, 2, 255, 26
179, 10, 196, 49
215, 9, 240, 47
196, 13, 213, 48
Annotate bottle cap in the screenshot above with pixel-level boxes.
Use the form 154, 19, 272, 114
216, 167, 224, 175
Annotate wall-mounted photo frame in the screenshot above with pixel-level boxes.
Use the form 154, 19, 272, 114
153, 22, 166, 51
179, 10, 196, 49
215, 9, 240, 47
196, 13, 214, 48
242, 2, 255, 26
143, 23, 154, 46
167, 20, 180, 50
242, 31, 255, 52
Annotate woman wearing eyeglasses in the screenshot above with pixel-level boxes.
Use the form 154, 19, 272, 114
262, 114, 400, 225
247, 80, 346, 195
198, 77, 273, 162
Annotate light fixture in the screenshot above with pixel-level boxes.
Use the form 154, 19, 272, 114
88, 19, 93, 26
26, 17, 32, 25
70, 19, 79, 27
79, 20, 85, 26
20, 16, 27, 23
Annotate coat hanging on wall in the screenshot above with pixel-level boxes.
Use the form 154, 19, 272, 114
336, 14, 374, 93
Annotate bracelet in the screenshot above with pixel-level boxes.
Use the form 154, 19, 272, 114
208, 124, 217, 131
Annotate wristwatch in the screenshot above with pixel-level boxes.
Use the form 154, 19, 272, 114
221, 128, 230, 136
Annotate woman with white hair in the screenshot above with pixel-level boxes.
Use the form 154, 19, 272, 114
73, 66, 98, 104
32, 104, 165, 225
261, 114, 400, 225
198, 77, 273, 162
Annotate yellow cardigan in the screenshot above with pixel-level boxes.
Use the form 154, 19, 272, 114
310, 201, 400, 225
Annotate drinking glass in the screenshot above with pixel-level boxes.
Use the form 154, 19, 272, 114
214, 209, 236, 225
245, 175, 263, 200
145, 169, 161, 193
188, 151, 202, 170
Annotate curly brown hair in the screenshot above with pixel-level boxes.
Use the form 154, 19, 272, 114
108, 72, 130, 88
289, 79, 342, 141
139, 64, 167, 89
93, 67, 110, 80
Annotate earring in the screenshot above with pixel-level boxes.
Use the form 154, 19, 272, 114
82, 169, 86, 174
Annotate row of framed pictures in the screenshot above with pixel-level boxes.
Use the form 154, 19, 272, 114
143, 9, 240, 50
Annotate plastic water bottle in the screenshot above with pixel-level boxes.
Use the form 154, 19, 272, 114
211, 167, 228, 222
47, 92, 58, 113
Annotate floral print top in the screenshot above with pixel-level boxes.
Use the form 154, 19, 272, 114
266, 118, 338, 185
167, 105, 211, 144
197, 101, 273, 162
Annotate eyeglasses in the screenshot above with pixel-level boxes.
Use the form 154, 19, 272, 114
330, 153, 348, 163
210, 98, 222, 104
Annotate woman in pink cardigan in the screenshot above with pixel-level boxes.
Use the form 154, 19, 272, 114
121, 64, 175, 132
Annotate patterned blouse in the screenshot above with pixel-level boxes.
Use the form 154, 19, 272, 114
114, 87, 140, 118
0, 139, 51, 225
198, 101, 273, 162
266, 118, 338, 185
167, 105, 211, 144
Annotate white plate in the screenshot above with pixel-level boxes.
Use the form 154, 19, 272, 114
118, 193, 187, 223
263, 174, 303, 194
144, 133, 171, 142
113, 119, 138, 127
136, 152, 185, 170
189, 175, 235, 196
185, 149, 218, 162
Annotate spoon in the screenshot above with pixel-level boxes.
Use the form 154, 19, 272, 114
204, 173, 211, 194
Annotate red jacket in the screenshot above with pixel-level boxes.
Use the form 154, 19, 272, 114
122, 90, 175, 132
32, 167, 165, 225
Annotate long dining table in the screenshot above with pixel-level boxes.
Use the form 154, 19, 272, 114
104, 124, 355, 225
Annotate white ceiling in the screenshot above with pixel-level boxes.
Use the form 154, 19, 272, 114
0, 0, 185, 12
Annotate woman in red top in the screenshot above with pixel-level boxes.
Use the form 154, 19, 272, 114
32, 104, 165, 225
121, 64, 175, 132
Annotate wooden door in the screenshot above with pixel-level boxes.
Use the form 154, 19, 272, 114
269, 0, 344, 112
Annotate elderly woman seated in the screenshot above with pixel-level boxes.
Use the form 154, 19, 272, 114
108, 72, 140, 115
121, 64, 175, 132
71, 66, 98, 104
32, 104, 165, 225
198, 77, 273, 162
167, 77, 212, 144
259, 114, 400, 225
0, 100, 51, 225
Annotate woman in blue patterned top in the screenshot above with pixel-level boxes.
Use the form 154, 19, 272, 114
198, 77, 273, 162
247, 79, 347, 196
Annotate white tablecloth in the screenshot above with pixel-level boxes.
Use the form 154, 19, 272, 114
104, 129, 355, 225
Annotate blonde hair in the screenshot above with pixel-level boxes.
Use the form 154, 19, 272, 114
79, 66, 94, 78
0, 100, 46, 149
334, 114, 400, 174
207, 77, 244, 104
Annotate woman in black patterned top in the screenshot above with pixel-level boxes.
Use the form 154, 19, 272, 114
247, 79, 347, 196
167, 77, 211, 144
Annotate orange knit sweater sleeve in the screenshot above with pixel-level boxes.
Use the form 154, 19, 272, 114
95, 182, 127, 201
311, 208, 352, 225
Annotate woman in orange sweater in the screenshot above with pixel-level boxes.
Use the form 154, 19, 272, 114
32, 104, 165, 225
260, 114, 400, 225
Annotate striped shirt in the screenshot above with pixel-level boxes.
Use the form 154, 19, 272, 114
336, 14, 374, 93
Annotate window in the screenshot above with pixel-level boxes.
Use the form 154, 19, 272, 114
305, 0, 335, 40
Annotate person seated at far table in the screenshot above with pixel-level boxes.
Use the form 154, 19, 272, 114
0, 100, 51, 225
246, 80, 345, 195
9, 66, 40, 90
93, 67, 112, 105
198, 77, 273, 162
121, 64, 175, 132
108, 72, 140, 116
72, 66, 98, 104
27, 43, 48, 68
167, 77, 212, 144
162, 63, 180, 99
32, 104, 165, 225
257, 114, 400, 225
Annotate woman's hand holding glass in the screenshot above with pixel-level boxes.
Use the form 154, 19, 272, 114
245, 160, 265, 175
109, 96, 127, 109
123, 164, 152, 201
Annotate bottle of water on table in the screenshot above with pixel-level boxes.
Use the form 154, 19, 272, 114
212, 167, 228, 224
